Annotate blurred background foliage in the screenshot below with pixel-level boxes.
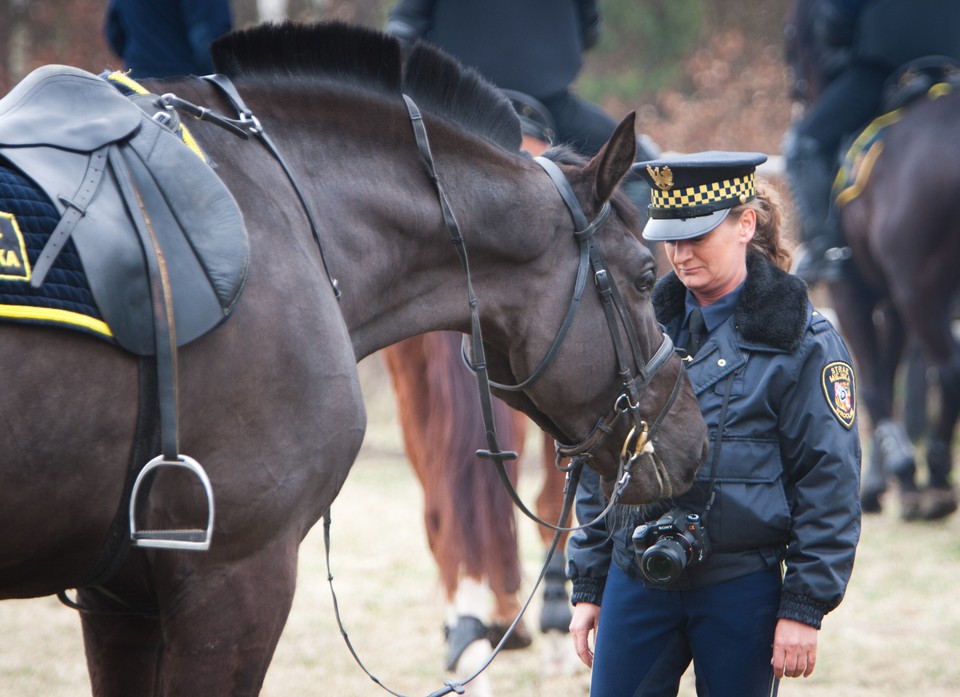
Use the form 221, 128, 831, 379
0, 0, 791, 154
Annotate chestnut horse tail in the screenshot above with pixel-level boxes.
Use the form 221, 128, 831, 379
382, 332, 526, 602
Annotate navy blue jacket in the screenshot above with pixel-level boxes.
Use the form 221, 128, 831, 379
567, 254, 862, 629
386, 0, 601, 98
104, 0, 233, 79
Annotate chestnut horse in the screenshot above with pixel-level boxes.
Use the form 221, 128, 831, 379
381, 107, 581, 691
0, 21, 707, 697
785, 0, 960, 520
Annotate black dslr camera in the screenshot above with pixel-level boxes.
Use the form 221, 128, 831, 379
632, 508, 711, 586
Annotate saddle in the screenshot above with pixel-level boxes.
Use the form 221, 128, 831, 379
0, 65, 253, 553
835, 56, 960, 209
0, 64, 249, 355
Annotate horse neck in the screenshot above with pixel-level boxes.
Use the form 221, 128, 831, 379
339, 144, 563, 359
277, 99, 563, 360
165, 77, 569, 359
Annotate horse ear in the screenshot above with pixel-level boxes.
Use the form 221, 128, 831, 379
592, 112, 637, 204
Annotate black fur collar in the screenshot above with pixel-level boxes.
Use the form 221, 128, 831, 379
652, 251, 809, 351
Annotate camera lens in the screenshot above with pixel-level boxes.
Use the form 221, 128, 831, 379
640, 538, 688, 585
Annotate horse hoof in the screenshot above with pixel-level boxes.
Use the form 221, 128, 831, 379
919, 487, 958, 521
900, 491, 922, 521
861, 488, 883, 514
487, 619, 533, 650
539, 579, 573, 633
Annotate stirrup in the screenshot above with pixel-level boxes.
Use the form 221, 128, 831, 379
129, 454, 215, 551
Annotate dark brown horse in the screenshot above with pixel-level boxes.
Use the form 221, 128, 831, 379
786, 0, 960, 520
0, 21, 707, 697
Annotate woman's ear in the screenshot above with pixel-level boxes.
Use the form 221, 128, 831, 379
738, 208, 757, 242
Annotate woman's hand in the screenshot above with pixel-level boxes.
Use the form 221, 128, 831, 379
771, 618, 819, 678
570, 602, 601, 668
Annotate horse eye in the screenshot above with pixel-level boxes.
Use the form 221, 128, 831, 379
635, 269, 656, 294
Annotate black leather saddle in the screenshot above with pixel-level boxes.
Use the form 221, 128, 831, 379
0, 65, 248, 355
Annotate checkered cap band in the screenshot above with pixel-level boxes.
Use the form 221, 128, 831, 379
650, 173, 756, 215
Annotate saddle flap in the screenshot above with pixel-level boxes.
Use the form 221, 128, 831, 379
0, 65, 142, 151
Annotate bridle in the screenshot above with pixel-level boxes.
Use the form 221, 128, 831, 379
402, 94, 686, 531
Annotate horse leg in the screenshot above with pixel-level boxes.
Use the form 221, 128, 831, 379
534, 432, 579, 676
80, 538, 298, 697
78, 586, 162, 696
829, 282, 913, 514
910, 314, 960, 520
383, 333, 530, 694
902, 342, 929, 442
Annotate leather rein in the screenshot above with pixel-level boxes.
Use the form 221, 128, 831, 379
404, 94, 685, 533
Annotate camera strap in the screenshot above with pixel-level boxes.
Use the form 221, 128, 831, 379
701, 372, 736, 528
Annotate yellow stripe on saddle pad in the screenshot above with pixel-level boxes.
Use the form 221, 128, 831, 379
835, 82, 955, 208
0, 303, 113, 337
105, 71, 206, 162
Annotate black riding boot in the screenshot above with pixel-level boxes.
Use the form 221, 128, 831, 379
783, 131, 850, 284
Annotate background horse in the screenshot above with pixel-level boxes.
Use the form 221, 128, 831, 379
380, 111, 579, 690
0, 21, 708, 697
785, 0, 960, 520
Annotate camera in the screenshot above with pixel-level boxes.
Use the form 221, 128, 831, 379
632, 508, 711, 586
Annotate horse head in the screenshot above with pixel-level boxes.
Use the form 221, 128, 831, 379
207, 21, 708, 505
474, 118, 708, 505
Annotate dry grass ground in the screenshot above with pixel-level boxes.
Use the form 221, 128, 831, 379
3, 356, 960, 696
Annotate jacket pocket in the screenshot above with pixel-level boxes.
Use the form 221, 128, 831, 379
696, 438, 791, 550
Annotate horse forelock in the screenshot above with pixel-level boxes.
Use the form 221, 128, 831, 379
210, 21, 402, 96
402, 42, 522, 152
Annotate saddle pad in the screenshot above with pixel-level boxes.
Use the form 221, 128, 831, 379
0, 159, 110, 339
0, 65, 249, 355
835, 81, 955, 208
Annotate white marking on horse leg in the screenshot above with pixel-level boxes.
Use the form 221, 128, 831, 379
448, 577, 493, 697
457, 643, 493, 697
454, 576, 491, 622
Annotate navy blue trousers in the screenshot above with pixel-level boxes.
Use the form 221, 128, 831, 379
591, 564, 781, 697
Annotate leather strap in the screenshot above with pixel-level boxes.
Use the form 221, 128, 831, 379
200, 73, 340, 298
109, 145, 180, 459
30, 145, 109, 288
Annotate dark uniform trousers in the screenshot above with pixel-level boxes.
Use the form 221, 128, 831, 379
591, 564, 781, 697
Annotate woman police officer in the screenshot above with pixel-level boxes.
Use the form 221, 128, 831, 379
567, 152, 862, 696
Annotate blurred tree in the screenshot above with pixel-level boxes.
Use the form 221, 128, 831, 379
1, 0, 116, 92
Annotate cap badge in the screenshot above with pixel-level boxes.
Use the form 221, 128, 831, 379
646, 165, 674, 191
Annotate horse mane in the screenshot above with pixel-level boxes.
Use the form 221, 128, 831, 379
401, 41, 522, 151
210, 21, 403, 96
210, 21, 521, 152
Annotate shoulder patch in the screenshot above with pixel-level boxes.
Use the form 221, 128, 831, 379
821, 361, 856, 429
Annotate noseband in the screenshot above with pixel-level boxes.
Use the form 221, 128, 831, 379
529, 156, 681, 466
402, 95, 685, 530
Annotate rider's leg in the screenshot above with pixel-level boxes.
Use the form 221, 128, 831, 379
784, 62, 888, 284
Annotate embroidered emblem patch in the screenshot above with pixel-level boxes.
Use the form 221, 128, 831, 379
0, 211, 31, 282
822, 361, 856, 429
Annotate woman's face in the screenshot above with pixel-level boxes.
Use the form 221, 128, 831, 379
663, 208, 756, 305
